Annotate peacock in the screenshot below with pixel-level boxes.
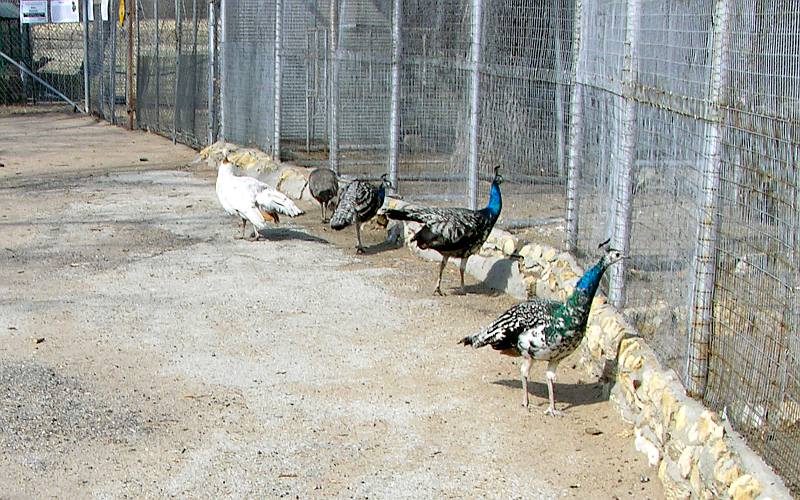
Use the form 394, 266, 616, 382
308, 167, 339, 223
384, 166, 503, 295
215, 156, 304, 240
329, 174, 391, 253
459, 241, 625, 415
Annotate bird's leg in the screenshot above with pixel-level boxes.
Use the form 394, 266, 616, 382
434, 256, 449, 295
355, 217, 365, 254
520, 356, 532, 409
239, 219, 248, 239
544, 360, 564, 417
456, 256, 469, 294
320, 203, 326, 223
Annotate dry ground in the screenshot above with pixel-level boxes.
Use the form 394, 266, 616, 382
0, 111, 662, 498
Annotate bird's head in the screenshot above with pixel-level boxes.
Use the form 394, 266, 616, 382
380, 173, 395, 190
492, 165, 504, 186
597, 238, 626, 267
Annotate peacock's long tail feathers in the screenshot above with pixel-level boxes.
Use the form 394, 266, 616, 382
384, 208, 419, 222
329, 205, 354, 230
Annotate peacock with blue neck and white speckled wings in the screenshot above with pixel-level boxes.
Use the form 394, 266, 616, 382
460, 243, 625, 416
385, 166, 503, 295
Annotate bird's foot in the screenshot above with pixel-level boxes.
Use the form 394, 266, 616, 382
433, 287, 445, 296
544, 406, 565, 417
356, 246, 366, 254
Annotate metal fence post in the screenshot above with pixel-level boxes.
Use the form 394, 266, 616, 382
155, 0, 160, 129
564, 0, 583, 252
686, 0, 732, 398
328, 0, 339, 174
82, 0, 91, 113
110, 0, 117, 124
467, 0, 483, 210
218, 0, 226, 140
607, 0, 641, 308
127, 0, 135, 129
173, 0, 182, 144
189, 0, 198, 135
388, 0, 402, 191
550, 0, 565, 179
207, 0, 216, 144
135, 0, 142, 128
272, 0, 282, 160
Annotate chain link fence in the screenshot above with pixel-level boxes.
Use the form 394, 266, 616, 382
9, 0, 800, 492
0, 0, 84, 106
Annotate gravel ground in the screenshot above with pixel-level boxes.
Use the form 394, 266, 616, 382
0, 112, 663, 498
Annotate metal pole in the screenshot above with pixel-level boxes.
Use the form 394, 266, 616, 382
82, 0, 91, 113
272, 0, 282, 160
686, 0, 732, 398
135, 0, 142, 128
189, 0, 198, 135
110, 0, 118, 124
467, 0, 483, 210
305, 29, 311, 153
99, 7, 105, 115
388, 0, 402, 192
207, 0, 216, 144
218, 0, 226, 140
607, 0, 641, 309
127, 0, 135, 129
565, 0, 584, 252
550, 0, 565, 178
173, 0, 182, 144
328, 0, 339, 174
155, 0, 160, 129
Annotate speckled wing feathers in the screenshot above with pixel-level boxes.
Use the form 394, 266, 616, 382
330, 180, 382, 229
463, 300, 557, 351
386, 206, 495, 256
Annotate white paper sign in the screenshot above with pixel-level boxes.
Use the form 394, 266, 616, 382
100, 0, 109, 21
87, 0, 95, 21
20, 0, 48, 24
51, 0, 80, 23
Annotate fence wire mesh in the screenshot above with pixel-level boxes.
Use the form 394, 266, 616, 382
13, 0, 800, 491
0, 14, 26, 104
0, 0, 84, 106
218, 0, 276, 152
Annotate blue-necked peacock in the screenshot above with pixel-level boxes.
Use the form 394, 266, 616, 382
459, 241, 625, 415
330, 174, 391, 253
384, 166, 503, 295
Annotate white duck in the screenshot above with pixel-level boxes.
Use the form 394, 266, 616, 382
215, 156, 303, 240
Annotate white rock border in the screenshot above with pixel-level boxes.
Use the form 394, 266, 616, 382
199, 141, 791, 500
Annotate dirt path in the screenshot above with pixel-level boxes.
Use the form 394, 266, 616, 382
0, 113, 662, 498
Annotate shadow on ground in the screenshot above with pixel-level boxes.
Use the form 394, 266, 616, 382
492, 378, 607, 410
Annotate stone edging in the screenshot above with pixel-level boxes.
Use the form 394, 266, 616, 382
199, 142, 790, 500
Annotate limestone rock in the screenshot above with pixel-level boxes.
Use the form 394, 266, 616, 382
502, 237, 516, 256
713, 454, 741, 485
635, 426, 662, 466
687, 410, 725, 446
727, 474, 761, 500
658, 458, 692, 499
678, 446, 699, 479
277, 168, 308, 199
543, 247, 558, 262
